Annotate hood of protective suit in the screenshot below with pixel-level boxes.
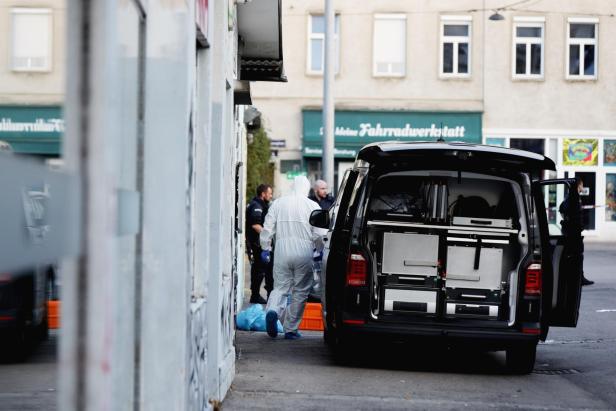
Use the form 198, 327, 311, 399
291, 175, 311, 197
259, 174, 323, 255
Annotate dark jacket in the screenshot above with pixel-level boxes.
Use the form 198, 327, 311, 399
309, 191, 335, 210
559, 191, 583, 234
246, 196, 269, 248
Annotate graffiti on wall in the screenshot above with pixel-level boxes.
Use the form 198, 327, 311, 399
188, 299, 208, 410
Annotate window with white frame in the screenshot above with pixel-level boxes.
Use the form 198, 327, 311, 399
567, 18, 598, 79
440, 16, 471, 77
307, 14, 340, 75
512, 18, 544, 78
11, 8, 52, 72
373, 14, 406, 77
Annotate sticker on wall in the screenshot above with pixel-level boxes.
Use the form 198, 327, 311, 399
563, 139, 598, 166
604, 140, 616, 166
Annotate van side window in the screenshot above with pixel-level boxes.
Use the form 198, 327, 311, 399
343, 169, 368, 228
329, 169, 351, 229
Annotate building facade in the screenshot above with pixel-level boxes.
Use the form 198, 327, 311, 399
251, 0, 616, 240
0, 0, 65, 157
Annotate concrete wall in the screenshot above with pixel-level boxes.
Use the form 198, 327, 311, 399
60, 0, 245, 409
0, 0, 65, 105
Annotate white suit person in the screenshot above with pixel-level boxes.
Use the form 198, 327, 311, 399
260, 175, 323, 339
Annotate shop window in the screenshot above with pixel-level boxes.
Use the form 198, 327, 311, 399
604, 140, 616, 166
512, 18, 544, 79
308, 14, 340, 75
510, 138, 544, 155
373, 14, 406, 77
567, 18, 598, 79
486, 137, 506, 147
440, 16, 471, 77
280, 159, 303, 174
563, 139, 598, 166
606, 174, 616, 222
547, 138, 558, 163
11, 8, 52, 72
575, 172, 596, 230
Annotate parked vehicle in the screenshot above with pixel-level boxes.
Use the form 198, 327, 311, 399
0, 265, 55, 360
310, 142, 583, 374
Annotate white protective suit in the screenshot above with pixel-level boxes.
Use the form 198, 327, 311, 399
260, 176, 323, 333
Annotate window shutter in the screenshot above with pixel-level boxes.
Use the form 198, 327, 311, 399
12, 11, 51, 71
373, 17, 405, 75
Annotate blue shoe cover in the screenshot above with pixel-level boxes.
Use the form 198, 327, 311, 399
265, 310, 278, 338
284, 331, 302, 340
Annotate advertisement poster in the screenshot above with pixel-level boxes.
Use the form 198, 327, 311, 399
562, 139, 598, 166
604, 140, 616, 166
607, 174, 616, 222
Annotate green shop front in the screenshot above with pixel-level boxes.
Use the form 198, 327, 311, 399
0, 106, 63, 157
302, 110, 482, 187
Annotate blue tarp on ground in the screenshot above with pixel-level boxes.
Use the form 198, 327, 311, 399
236, 303, 283, 333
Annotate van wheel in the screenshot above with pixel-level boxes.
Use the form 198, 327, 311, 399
506, 343, 537, 374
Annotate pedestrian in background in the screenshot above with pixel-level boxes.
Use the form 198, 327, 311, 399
260, 176, 323, 340
246, 184, 274, 303
309, 179, 335, 210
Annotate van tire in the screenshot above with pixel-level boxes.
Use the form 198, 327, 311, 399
506, 343, 537, 374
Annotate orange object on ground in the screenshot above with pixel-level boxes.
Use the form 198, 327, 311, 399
299, 302, 323, 331
48, 300, 60, 329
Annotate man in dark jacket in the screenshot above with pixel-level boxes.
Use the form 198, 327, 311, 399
309, 179, 335, 210
246, 184, 274, 303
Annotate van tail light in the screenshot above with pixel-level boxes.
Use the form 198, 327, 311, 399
524, 263, 542, 296
346, 253, 367, 286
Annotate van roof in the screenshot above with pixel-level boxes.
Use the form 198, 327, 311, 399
357, 141, 556, 171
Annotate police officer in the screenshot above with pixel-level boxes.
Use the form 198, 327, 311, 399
246, 184, 274, 303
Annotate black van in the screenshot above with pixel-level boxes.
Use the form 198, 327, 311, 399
309, 142, 584, 374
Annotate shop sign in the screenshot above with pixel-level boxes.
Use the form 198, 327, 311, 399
0, 106, 63, 155
562, 139, 598, 166
302, 110, 482, 158
269, 139, 286, 148
604, 140, 616, 166
303, 146, 358, 158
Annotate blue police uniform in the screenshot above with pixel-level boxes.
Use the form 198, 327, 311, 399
246, 196, 274, 302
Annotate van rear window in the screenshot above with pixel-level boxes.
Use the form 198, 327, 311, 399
367, 173, 520, 227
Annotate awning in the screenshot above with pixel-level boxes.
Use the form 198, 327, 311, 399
237, 0, 286, 82
0, 106, 63, 155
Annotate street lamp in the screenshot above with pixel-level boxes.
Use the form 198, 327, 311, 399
489, 11, 505, 21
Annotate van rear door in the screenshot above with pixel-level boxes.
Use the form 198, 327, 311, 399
533, 178, 583, 328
